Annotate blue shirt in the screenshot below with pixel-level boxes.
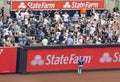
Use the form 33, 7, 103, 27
67, 37, 73, 45
78, 60, 84, 65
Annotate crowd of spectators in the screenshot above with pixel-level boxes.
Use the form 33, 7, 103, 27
0, 7, 120, 47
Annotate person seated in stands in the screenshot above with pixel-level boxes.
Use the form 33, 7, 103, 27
42, 36, 48, 46
113, 6, 119, 13
0, 38, 4, 47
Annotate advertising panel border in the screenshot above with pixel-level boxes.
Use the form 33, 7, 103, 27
17, 44, 120, 74
10, 0, 104, 11
0, 47, 17, 74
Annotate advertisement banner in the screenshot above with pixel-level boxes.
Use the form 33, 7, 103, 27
0, 47, 17, 73
11, 0, 104, 11
27, 47, 120, 72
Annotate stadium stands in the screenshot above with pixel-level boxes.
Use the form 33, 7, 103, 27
0, 7, 120, 47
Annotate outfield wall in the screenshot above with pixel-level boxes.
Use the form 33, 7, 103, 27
17, 44, 120, 74
0, 47, 17, 74
0, 44, 120, 74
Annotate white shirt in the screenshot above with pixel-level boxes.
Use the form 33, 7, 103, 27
73, 13, 79, 21
56, 31, 61, 40
15, 11, 20, 19
54, 14, 61, 22
117, 36, 120, 43
62, 14, 69, 22
73, 38, 83, 45
94, 13, 99, 21
25, 18, 28, 25
24, 11, 29, 18
43, 18, 49, 25
90, 26, 96, 35
21, 12, 25, 20
101, 19, 105, 25
4, 29, 9, 35
42, 38, 48, 46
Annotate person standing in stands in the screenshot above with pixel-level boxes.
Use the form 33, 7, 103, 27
80, 7, 87, 18
78, 57, 84, 75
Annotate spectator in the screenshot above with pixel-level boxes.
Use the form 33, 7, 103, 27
0, 38, 4, 47
117, 34, 120, 43
80, 7, 87, 18
0, 8, 119, 47
94, 11, 100, 21
42, 36, 48, 46
62, 12, 69, 23
90, 7, 95, 16
113, 7, 119, 13
66, 35, 73, 45
73, 11, 80, 22
54, 11, 61, 23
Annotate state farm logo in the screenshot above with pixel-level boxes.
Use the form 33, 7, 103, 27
30, 54, 91, 66
99, 52, 120, 63
63, 2, 99, 9
63, 2, 71, 8
18, 2, 26, 9
18, 2, 55, 9
31, 55, 44, 66
99, 52, 112, 63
